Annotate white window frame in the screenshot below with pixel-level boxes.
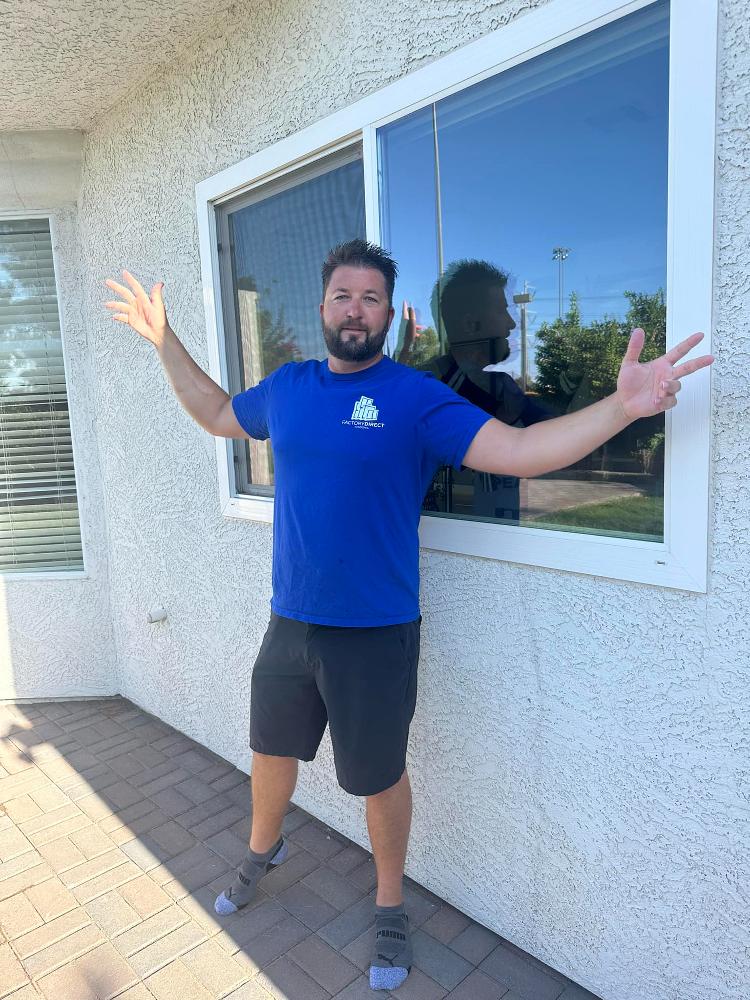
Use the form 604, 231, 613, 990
0, 209, 88, 580
196, 0, 717, 593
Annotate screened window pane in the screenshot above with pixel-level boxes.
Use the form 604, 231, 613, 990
219, 149, 366, 495
0, 218, 83, 573
380, 1, 669, 542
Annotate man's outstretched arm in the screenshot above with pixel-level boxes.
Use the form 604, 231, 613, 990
461, 329, 714, 479
104, 270, 249, 439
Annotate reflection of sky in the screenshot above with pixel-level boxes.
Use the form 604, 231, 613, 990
230, 160, 365, 362
379, 1, 669, 377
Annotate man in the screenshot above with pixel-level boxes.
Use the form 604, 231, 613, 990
104, 240, 712, 992
398, 259, 554, 521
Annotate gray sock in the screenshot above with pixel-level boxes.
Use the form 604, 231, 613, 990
370, 903, 412, 991
214, 837, 287, 915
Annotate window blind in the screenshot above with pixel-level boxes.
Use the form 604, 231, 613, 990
0, 218, 83, 572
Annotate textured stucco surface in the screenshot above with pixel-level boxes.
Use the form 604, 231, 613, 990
1, 207, 117, 699
0, 0, 242, 130
0, 132, 83, 212
23, 0, 749, 998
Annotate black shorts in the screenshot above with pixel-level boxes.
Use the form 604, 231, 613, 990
249, 612, 421, 796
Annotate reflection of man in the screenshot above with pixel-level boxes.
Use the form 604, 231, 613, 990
105, 241, 710, 994
400, 260, 553, 521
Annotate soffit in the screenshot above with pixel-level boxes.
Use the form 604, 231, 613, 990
0, 0, 241, 131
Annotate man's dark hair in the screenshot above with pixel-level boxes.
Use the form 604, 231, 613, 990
322, 240, 398, 304
438, 259, 509, 331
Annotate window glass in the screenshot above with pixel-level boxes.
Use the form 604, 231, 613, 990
0, 218, 83, 573
379, 1, 669, 541
378, 106, 443, 363
219, 150, 366, 494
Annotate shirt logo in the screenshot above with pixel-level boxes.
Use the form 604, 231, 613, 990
342, 394, 385, 429
351, 395, 378, 421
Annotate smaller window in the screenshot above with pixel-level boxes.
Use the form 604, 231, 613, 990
217, 147, 366, 497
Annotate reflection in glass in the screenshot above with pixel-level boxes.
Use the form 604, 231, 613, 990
378, 106, 441, 359
219, 151, 366, 494
379, 1, 669, 541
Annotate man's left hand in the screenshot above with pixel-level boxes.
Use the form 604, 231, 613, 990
617, 328, 714, 421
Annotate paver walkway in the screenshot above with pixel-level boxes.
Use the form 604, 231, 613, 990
0, 698, 602, 1000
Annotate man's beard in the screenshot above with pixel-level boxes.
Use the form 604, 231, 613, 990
322, 320, 390, 363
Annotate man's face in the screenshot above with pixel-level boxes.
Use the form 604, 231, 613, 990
447, 283, 516, 363
320, 265, 395, 363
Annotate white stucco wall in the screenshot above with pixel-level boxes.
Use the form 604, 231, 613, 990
50, 0, 749, 998
0, 204, 117, 699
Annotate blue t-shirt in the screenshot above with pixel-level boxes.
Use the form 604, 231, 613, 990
231, 355, 491, 626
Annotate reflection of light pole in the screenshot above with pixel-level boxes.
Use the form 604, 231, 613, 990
552, 246, 572, 319
513, 284, 533, 392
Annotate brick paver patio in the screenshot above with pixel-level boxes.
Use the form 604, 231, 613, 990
0, 698, 601, 1000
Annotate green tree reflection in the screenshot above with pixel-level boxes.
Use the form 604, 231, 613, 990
533, 289, 666, 411
237, 275, 302, 375
532, 288, 667, 480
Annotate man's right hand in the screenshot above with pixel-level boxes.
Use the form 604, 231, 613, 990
104, 270, 170, 348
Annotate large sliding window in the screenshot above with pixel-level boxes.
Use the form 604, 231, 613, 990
0, 218, 83, 573
379, 2, 669, 542
198, 0, 715, 590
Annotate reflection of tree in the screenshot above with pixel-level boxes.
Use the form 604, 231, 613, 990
533, 289, 666, 411
237, 276, 301, 376
258, 304, 301, 374
403, 326, 440, 368
532, 290, 666, 478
